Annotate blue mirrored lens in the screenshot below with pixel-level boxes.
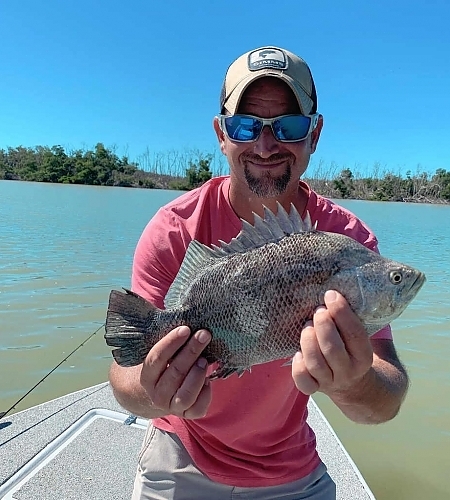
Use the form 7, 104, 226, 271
272, 116, 311, 141
224, 116, 262, 141
223, 115, 311, 142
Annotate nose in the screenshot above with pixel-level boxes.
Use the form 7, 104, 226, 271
253, 125, 280, 158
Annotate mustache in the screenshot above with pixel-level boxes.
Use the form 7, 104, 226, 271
240, 153, 294, 165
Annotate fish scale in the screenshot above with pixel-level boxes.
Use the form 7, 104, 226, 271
105, 203, 426, 379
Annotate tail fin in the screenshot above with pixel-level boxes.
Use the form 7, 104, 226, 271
105, 289, 159, 367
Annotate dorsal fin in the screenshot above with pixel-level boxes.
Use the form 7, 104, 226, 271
164, 203, 315, 308
217, 203, 314, 255
164, 240, 222, 308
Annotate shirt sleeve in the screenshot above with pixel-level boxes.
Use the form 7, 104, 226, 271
131, 208, 191, 309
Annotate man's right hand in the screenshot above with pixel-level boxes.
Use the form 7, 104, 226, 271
139, 325, 212, 419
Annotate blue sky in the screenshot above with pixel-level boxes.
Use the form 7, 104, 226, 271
1, 0, 449, 177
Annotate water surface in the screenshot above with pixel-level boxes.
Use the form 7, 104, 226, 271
1, 180, 449, 499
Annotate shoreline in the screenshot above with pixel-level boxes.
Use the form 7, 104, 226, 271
2, 177, 449, 206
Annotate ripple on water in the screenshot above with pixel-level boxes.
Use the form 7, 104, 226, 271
1, 183, 450, 500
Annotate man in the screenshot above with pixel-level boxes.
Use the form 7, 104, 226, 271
109, 46, 409, 499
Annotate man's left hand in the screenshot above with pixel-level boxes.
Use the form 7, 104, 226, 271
292, 289, 374, 396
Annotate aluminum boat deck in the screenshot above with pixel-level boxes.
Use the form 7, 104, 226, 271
0, 382, 375, 499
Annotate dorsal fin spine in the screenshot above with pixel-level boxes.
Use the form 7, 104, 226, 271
164, 205, 315, 308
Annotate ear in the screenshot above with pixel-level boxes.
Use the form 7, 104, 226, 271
309, 114, 323, 154
213, 116, 227, 155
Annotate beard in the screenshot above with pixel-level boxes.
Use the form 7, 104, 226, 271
242, 155, 293, 197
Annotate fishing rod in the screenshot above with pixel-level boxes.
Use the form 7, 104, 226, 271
0, 323, 105, 420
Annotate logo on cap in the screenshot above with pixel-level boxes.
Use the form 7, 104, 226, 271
248, 48, 288, 71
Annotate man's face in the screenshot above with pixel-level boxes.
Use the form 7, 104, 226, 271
214, 77, 322, 199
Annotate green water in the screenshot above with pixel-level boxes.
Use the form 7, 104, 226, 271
1, 180, 449, 499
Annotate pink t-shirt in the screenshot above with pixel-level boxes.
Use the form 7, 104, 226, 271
131, 176, 392, 487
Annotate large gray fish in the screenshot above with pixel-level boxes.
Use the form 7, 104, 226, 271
105, 204, 425, 379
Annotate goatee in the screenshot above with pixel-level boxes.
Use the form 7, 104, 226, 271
244, 163, 292, 198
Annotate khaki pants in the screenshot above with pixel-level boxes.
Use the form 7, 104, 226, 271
132, 424, 336, 500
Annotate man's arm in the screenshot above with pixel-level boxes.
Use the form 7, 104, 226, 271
109, 363, 165, 419
292, 290, 409, 424
108, 326, 212, 420
327, 339, 408, 424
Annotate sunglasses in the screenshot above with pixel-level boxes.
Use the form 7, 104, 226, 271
219, 113, 319, 143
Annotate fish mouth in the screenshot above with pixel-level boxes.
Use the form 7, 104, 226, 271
408, 271, 426, 295
392, 270, 426, 317
384, 270, 426, 309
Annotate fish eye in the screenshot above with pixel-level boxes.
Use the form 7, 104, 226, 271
389, 271, 403, 284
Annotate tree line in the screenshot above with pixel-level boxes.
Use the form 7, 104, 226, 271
305, 162, 450, 203
0, 143, 216, 191
1, 143, 449, 203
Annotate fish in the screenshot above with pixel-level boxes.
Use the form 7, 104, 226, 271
104, 203, 426, 379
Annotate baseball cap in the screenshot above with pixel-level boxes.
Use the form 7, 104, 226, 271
220, 46, 317, 116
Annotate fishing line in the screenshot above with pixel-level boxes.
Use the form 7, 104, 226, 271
0, 323, 105, 420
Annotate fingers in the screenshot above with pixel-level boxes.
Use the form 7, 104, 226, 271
292, 290, 373, 395
324, 290, 365, 339
295, 319, 332, 394
323, 290, 373, 364
168, 355, 209, 412
291, 351, 319, 395
182, 379, 212, 419
141, 326, 191, 388
140, 326, 212, 419
154, 329, 210, 395
311, 306, 347, 361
